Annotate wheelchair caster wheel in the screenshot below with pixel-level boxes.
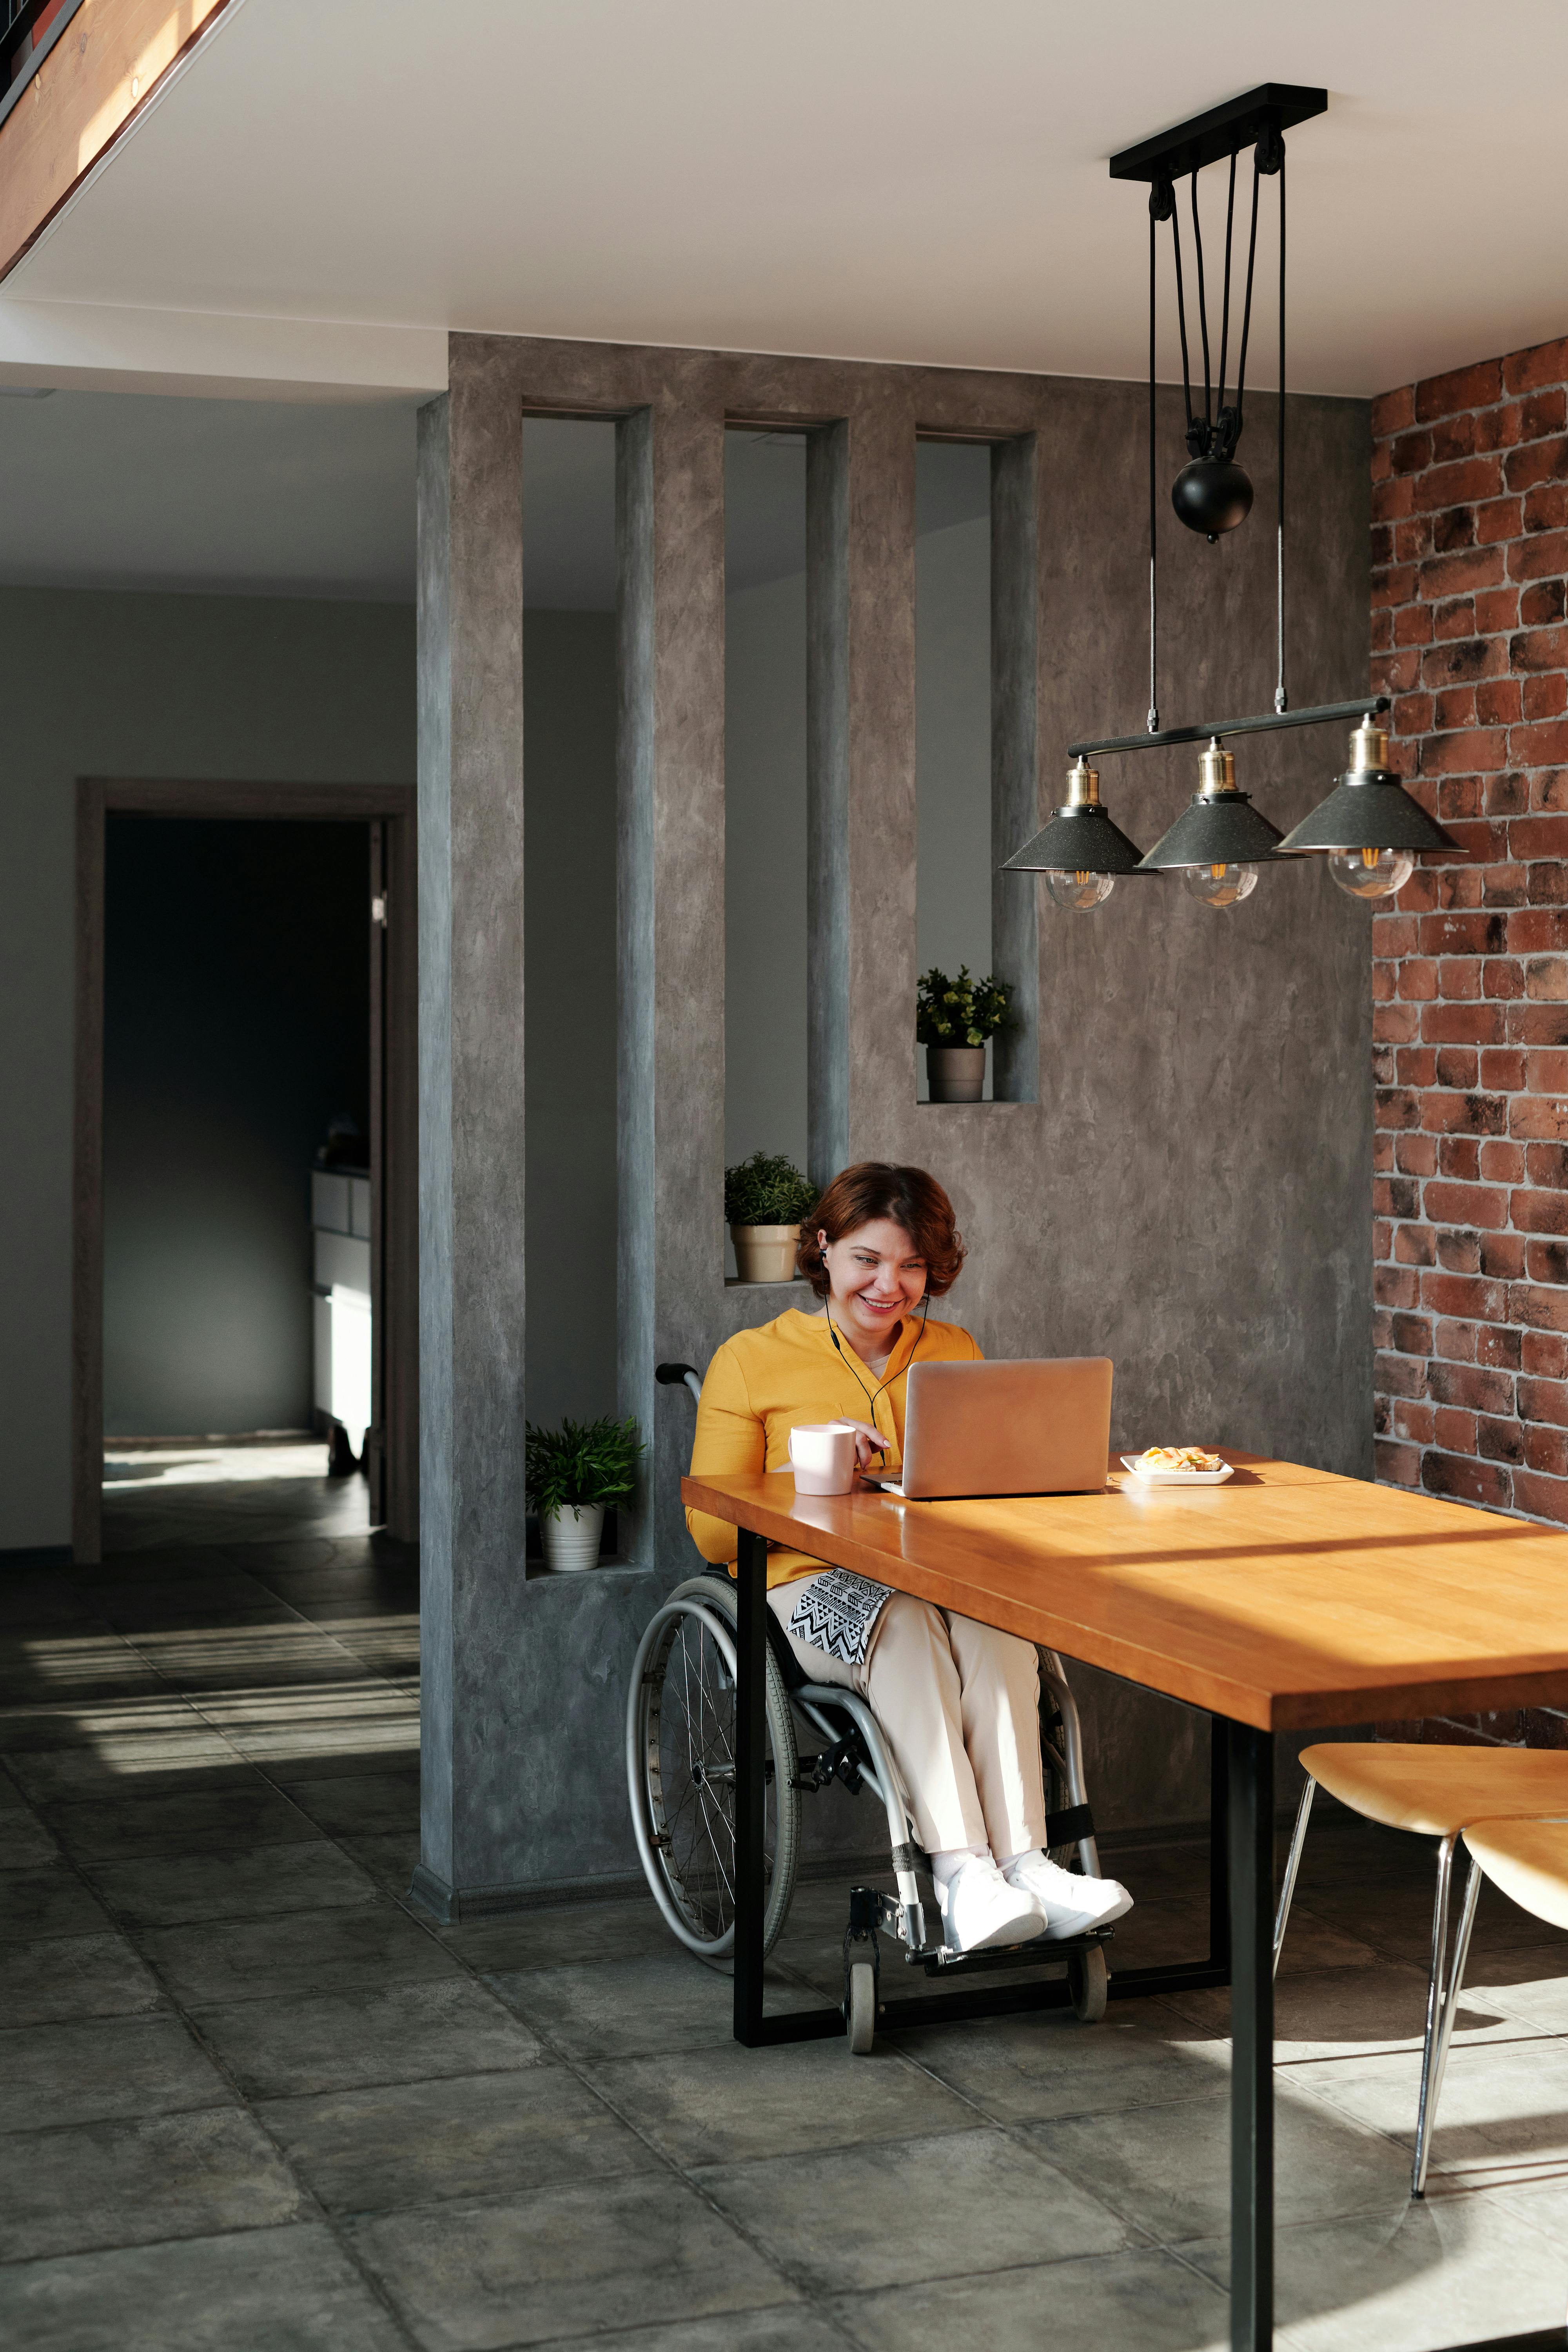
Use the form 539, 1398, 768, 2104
1069, 1943, 1108, 2023
846, 1958, 876, 2055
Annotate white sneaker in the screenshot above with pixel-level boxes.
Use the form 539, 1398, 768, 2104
936, 1854, 1046, 1953
1002, 1850, 1133, 1940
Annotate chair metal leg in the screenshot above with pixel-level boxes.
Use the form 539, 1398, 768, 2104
1273, 1777, 1316, 1979
1413, 1845, 1480, 2198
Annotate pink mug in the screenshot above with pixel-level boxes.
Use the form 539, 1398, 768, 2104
788, 1421, 858, 1496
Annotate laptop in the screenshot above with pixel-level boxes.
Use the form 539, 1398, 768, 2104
866, 1357, 1113, 1501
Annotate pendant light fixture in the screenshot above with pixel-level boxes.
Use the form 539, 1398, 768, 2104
1000, 759, 1147, 910
1003, 84, 1465, 917
1277, 715, 1459, 893
1137, 739, 1283, 907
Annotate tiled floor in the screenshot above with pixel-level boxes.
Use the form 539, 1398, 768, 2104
3, 1472, 1568, 2349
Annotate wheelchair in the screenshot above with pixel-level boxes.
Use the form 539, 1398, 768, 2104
625, 1362, 1116, 2054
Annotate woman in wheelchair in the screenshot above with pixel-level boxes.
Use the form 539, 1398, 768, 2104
686, 1159, 1133, 1957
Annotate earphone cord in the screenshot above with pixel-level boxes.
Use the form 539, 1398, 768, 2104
826, 1297, 931, 1422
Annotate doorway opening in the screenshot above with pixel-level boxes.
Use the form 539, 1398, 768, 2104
73, 780, 417, 1564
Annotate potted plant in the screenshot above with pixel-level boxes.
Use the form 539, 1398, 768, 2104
525, 1414, 645, 1572
916, 965, 1011, 1102
724, 1151, 817, 1283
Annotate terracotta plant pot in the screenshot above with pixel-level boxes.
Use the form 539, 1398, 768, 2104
541, 1501, 605, 1571
926, 1044, 985, 1103
730, 1223, 801, 1283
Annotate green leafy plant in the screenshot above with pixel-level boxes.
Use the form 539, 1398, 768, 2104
525, 1415, 645, 1522
916, 965, 1011, 1048
724, 1151, 817, 1227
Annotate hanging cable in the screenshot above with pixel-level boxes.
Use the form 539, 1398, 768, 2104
1216, 146, 1236, 423
1232, 149, 1263, 436
1276, 144, 1287, 711
1148, 200, 1158, 733
1171, 198, 1194, 444
1189, 173, 1212, 448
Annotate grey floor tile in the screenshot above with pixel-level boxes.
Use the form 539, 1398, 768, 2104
1164, 1955, 1534, 2062
0, 2106, 307, 2261
530, 2310, 842, 2352
695, 2125, 1132, 2292
0, 1931, 165, 2025
436, 1890, 673, 1974
260, 2061, 655, 2213
1183, 2192, 1568, 2348
0, 1805, 59, 1867
0, 2012, 233, 2133
0, 1628, 165, 1701
274, 1767, 420, 1836
0, 2223, 410, 2351
350, 2172, 793, 2350
896, 2000, 1229, 2124
42, 1776, 320, 1861
585, 2034, 976, 2166
119, 1624, 373, 1692
1460, 1937, 1568, 2034
6, 1731, 243, 1800
486, 1948, 824, 2061
1028, 2082, 1412, 2243
828, 2244, 1232, 2352
0, 1863, 113, 1942
0, 1695, 208, 1753
191, 1975, 544, 2099
142, 1898, 464, 2004
343, 1829, 421, 1891
1290, 2030, 1568, 2186
252, 1739, 423, 1781
83, 1837, 379, 1927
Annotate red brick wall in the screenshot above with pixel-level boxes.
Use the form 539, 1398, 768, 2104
1372, 335, 1568, 1555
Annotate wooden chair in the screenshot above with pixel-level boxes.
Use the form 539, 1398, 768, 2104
1275, 1742, 1568, 2196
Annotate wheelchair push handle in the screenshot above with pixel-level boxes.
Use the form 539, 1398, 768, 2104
656, 1361, 703, 1407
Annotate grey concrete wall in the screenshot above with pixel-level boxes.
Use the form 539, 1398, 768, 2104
0, 586, 414, 1552
417, 334, 1370, 1907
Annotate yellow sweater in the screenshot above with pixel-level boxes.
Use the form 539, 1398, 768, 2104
685, 1306, 983, 1588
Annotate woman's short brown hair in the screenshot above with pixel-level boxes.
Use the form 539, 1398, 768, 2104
796, 1163, 965, 1299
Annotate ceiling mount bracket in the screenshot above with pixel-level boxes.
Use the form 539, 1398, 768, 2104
1108, 84, 1327, 185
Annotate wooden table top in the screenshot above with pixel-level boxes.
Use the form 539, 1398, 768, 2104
682, 1453, 1568, 1731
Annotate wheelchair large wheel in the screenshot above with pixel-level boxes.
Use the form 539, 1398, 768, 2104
627, 1578, 799, 1963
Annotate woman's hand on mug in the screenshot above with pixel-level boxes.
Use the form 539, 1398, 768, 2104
838, 1419, 889, 1471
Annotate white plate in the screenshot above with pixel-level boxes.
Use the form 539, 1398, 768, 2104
1121, 1454, 1235, 1486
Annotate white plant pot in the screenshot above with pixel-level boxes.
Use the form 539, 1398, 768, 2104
540, 1502, 605, 1572
730, 1223, 801, 1283
926, 1045, 985, 1103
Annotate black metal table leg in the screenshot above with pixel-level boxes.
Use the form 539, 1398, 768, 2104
733, 1526, 768, 2046
1229, 1719, 1274, 2352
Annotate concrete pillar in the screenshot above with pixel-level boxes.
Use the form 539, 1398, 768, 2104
412, 365, 527, 1915
616, 401, 727, 1568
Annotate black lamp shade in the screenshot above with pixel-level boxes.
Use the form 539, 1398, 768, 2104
1002, 804, 1147, 877
1137, 793, 1283, 871
1277, 772, 1461, 857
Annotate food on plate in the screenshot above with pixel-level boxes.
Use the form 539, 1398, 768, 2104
1137, 1446, 1224, 1474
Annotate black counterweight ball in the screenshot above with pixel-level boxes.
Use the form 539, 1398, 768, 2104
1172, 457, 1254, 540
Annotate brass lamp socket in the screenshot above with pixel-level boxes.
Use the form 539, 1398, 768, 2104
1348, 715, 1390, 776
1064, 758, 1101, 809
1196, 738, 1238, 796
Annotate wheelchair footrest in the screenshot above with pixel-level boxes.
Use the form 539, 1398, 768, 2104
911, 1923, 1114, 1978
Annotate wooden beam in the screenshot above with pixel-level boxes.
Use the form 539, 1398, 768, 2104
0, 0, 233, 286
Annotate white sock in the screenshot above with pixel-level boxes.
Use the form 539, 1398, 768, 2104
930, 1844, 989, 1887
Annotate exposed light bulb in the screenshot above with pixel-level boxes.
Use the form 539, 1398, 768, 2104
1329, 846, 1416, 900
1180, 862, 1258, 909
1044, 869, 1116, 912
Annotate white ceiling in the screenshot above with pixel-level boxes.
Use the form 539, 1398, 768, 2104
3, 0, 1566, 404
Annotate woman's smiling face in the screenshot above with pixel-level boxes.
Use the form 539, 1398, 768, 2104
820, 1217, 928, 1347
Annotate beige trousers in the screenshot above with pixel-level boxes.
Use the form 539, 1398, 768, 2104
769, 1580, 1049, 1858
